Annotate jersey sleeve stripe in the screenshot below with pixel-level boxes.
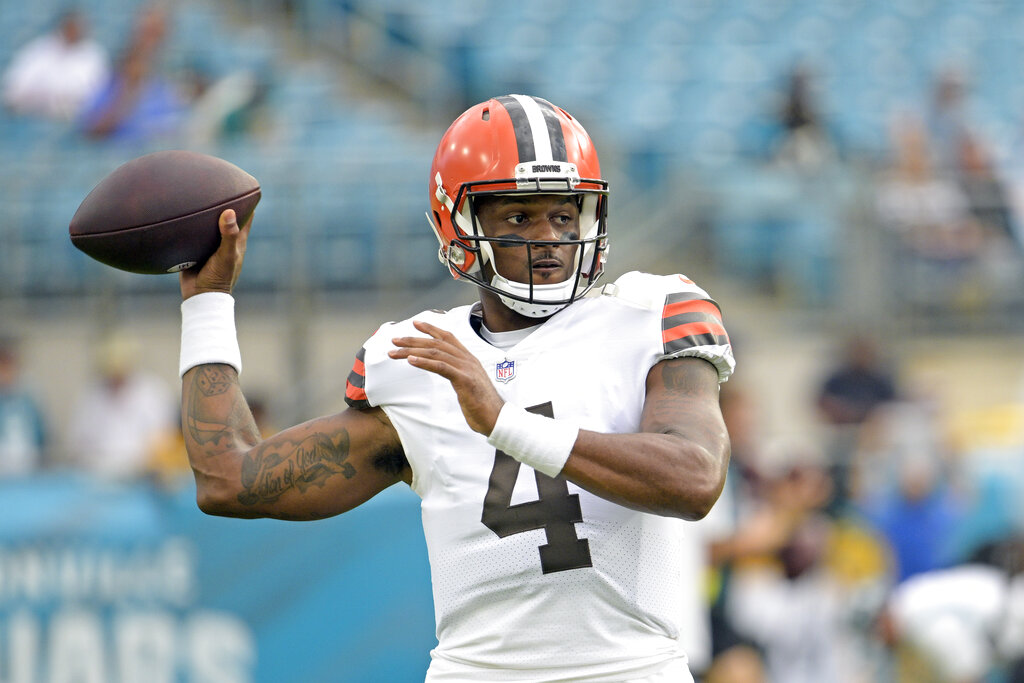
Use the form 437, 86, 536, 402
348, 356, 366, 388
661, 295, 730, 354
347, 349, 366, 388
345, 347, 369, 407
345, 382, 368, 403
663, 319, 729, 344
662, 297, 722, 321
664, 331, 732, 355
662, 310, 724, 333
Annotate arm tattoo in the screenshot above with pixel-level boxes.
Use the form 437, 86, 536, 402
185, 365, 260, 447
195, 364, 232, 396
237, 428, 357, 506
661, 358, 713, 395
645, 359, 719, 438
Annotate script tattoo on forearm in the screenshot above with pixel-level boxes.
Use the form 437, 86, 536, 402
185, 365, 260, 448
237, 428, 357, 506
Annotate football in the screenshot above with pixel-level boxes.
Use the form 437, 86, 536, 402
69, 150, 261, 274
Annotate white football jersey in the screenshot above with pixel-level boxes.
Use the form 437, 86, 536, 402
345, 272, 735, 682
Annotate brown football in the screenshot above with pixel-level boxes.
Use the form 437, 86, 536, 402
69, 150, 261, 274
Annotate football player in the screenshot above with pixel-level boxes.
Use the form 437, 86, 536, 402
178, 94, 735, 682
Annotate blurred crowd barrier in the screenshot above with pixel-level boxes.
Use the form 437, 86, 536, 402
0, 475, 434, 683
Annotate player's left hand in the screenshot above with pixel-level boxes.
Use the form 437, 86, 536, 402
179, 209, 253, 300
389, 320, 504, 436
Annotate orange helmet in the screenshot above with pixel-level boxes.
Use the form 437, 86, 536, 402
427, 94, 609, 317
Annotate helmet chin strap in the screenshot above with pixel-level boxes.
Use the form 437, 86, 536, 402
491, 273, 578, 318
476, 240, 573, 318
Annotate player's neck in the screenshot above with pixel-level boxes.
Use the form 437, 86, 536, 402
476, 290, 553, 333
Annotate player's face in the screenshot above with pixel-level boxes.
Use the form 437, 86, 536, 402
473, 194, 580, 286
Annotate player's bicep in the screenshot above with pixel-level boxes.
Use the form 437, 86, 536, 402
641, 356, 729, 458
230, 406, 408, 520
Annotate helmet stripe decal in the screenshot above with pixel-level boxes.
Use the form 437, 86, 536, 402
496, 95, 537, 162
534, 97, 568, 162
497, 95, 568, 164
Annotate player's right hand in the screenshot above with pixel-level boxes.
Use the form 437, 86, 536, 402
180, 209, 252, 300
388, 320, 505, 436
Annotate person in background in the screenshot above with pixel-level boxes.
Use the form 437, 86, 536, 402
67, 330, 176, 481
77, 3, 186, 142
0, 337, 49, 477
858, 437, 964, 584
878, 535, 1024, 682
875, 114, 985, 264
711, 443, 847, 683
816, 333, 898, 515
1, 7, 110, 121
770, 63, 838, 171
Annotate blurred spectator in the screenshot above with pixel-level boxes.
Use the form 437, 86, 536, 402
769, 63, 838, 171
703, 382, 772, 680
77, 3, 187, 142
817, 334, 897, 428
926, 65, 976, 176
0, 337, 48, 476
879, 535, 1024, 682
1, 7, 109, 120
67, 330, 176, 481
856, 395, 965, 584
679, 469, 738, 680
714, 449, 850, 683
862, 451, 962, 583
875, 114, 985, 263
817, 334, 898, 514
184, 68, 271, 146
956, 134, 1021, 250
703, 645, 766, 683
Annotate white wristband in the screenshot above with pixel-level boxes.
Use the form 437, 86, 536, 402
179, 292, 242, 378
486, 403, 579, 478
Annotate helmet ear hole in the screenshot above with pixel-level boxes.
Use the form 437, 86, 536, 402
481, 108, 490, 121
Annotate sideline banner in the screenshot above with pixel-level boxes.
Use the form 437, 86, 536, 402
0, 475, 436, 683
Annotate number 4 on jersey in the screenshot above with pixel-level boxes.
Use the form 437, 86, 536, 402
481, 402, 593, 574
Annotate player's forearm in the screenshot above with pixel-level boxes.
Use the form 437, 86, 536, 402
181, 363, 262, 516
563, 430, 729, 521
182, 366, 393, 520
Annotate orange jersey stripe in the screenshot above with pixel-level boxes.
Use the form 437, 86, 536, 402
662, 319, 729, 345
346, 382, 367, 402
351, 356, 365, 379
662, 298, 722, 322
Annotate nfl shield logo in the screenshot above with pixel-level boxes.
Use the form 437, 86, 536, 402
495, 359, 516, 383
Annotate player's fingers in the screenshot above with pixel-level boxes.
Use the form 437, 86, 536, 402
388, 344, 461, 368
408, 322, 475, 359
390, 335, 448, 350
390, 339, 472, 369
411, 320, 464, 347
219, 209, 239, 236
215, 209, 252, 262
404, 355, 454, 378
